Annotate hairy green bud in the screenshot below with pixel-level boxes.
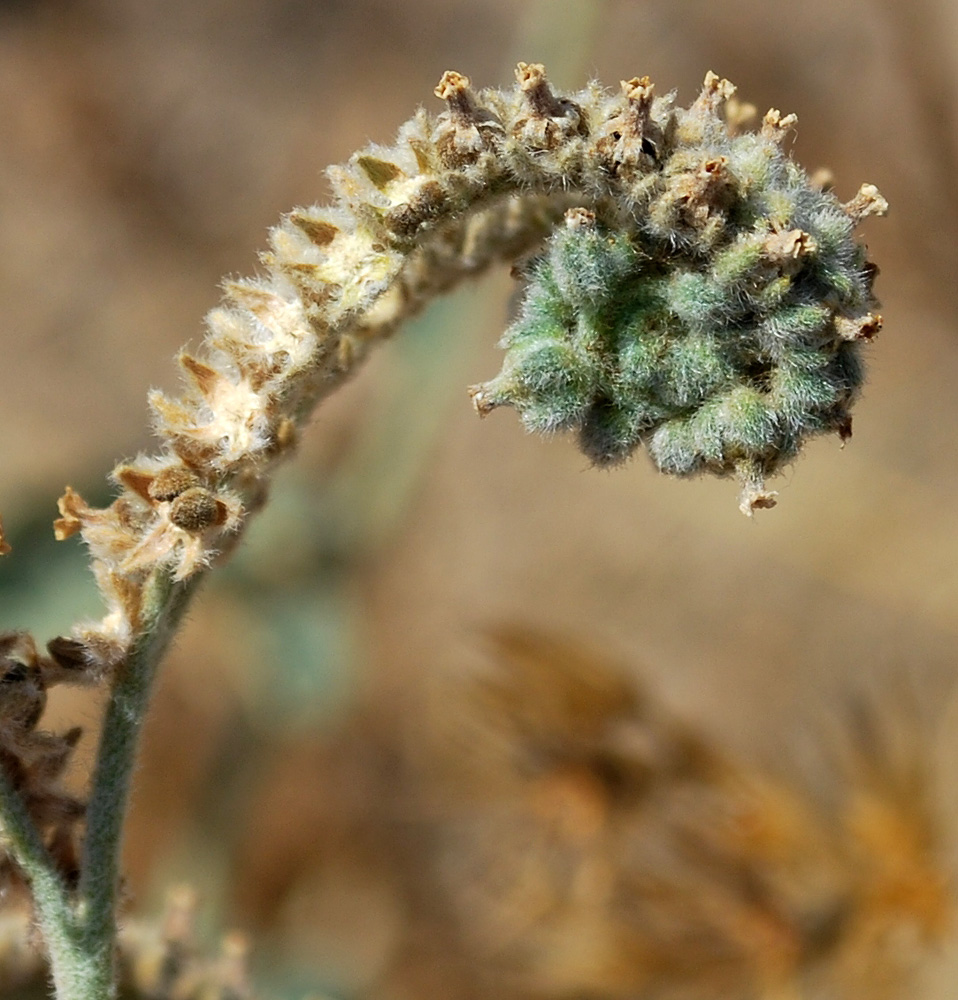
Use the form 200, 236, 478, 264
471, 82, 884, 513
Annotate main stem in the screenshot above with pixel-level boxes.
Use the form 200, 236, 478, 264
53, 572, 199, 999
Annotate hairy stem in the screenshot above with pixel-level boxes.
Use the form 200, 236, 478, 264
70, 572, 199, 998
0, 772, 79, 992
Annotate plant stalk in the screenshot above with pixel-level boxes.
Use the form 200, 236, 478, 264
65, 571, 198, 999
0, 769, 83, 993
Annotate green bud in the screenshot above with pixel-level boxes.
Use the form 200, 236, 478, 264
470, 78, 883, 512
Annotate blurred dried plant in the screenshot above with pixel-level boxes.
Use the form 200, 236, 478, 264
269, 628, 949, 1000
0, 885, 264, 999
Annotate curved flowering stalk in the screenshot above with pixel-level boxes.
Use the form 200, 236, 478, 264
61, 62, 884, 669
0, 64, 885, 999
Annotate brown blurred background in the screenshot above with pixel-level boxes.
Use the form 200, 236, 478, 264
2, 0, 958, 996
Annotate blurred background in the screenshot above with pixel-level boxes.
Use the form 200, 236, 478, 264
2, 0, 958, 997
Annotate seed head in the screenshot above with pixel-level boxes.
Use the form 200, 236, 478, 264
147, 466, 202, 503
168, 488, 221, 532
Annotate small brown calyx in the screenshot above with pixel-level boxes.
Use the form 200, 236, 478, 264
690, 156, 733, 209
435, 70, 479, 121
53, 487, 88, 541
595, 77, 661, 176
763, 228, 818, 273
693, 70, 736, 114
355, 154, 404, 191
835, 312, 882, 341
513, 63, 585, 151
662, 155, 737, 233
179, 353, 220, 399
467, 384, 497, 417
384, 179, 448, 239
288, 211, 340, 248
739, 486, 779, 516
702, 156, 729, 178
113, 464, 156, 503
620, 76, 658, 152
622, 75, 654, 107
46, 636, 90, 674
843, 183, 888, 222
761, 108, 798, 142
169, 487, 224, 532
148, 466, 202, 503
736, 459, 778, 517
434, 71, 503, 168
515, 62, 568, 119
564, 207, 596, 230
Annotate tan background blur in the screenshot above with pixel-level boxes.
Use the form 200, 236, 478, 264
2, 0, 958, 996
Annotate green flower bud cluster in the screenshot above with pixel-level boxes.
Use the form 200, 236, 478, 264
471, 90, 884, 513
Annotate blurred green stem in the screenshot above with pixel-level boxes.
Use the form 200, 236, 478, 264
0, 771, 78, 994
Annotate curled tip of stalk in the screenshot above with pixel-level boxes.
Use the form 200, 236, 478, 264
469, 69, 883, 514
43, 63, 885, 683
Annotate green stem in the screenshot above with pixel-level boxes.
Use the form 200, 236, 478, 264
67, 571, 200, 999
0, 770, 81, 992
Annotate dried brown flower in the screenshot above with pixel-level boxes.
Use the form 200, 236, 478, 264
0, 633, 85, 890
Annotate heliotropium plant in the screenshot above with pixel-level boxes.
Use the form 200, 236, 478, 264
0, 64, 884, 999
